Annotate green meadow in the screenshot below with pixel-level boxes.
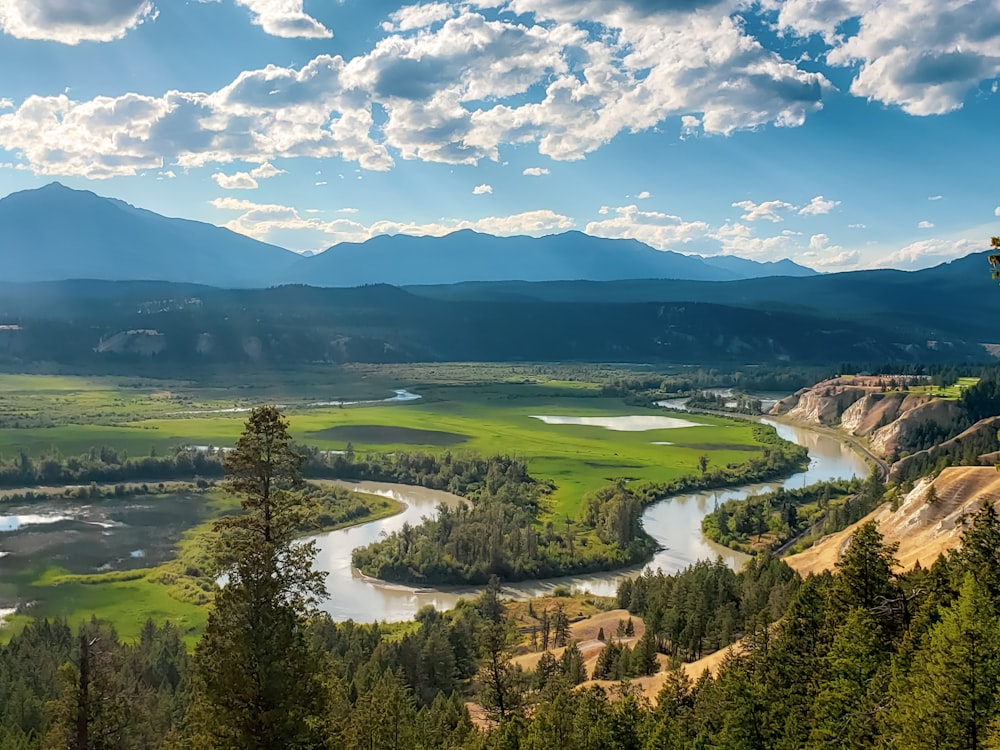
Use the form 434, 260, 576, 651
1, 374, 764, 518
0, 366, 776, 636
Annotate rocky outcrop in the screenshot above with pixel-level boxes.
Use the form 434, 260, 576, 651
771, 377, 963, 458
772, 383, 868, 425
786, 466, 1000, 575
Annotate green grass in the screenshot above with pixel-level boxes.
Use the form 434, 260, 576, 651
0, 366, 777, 635
903, 377, 981, 400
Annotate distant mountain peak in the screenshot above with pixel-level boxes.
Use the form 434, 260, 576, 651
0, 184, 820, 288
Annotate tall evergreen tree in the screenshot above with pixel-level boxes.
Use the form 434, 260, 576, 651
190, 406, 326, 749
888, 575, 1000, 750
832, 521, 898, 614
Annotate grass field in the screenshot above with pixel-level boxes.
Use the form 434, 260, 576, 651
904, 377, 980, 400
0, 365, 776, 636
0, 372, 765, 519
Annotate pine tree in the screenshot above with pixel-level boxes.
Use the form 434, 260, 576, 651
806, 608, 887, 749
476, 577, 523, 723
832, 521, 898, 614
956, 501, 1000, 598
888, 575, 1000, 750
189, 406, 326, 749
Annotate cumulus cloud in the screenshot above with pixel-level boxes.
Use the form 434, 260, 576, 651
995, 206, 1000, 217
473, 183, 493, 195
798, 233, 860, 268
918, 220, 935, 229
523, 167, 550, 176
212, 196, 573, 249
382, 2, 455, 32
848, 223, 866, 229
769, 0, 1000, 115
0, 4, 833, 176
211, 160, 285, 190
585, 204, 710, 250
680, 115, 702, 139
213, 171, 258, 189
636, 191, 651, 200
872, 238, 979, 270
929, 195, 943, 201
0, 0, 156, 44
0, 55, 394, 177
733, 198, 796, 222
798, 195, 840, 215
234, 0, 331, 39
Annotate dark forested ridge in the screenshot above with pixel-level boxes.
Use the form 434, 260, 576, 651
0, 276, 992, 370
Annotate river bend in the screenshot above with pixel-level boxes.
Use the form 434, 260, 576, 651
311, 418, 870, 622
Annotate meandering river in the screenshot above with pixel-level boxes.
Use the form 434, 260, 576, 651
311, 417, 870, 622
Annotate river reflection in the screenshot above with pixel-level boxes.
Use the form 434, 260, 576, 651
312, 420, 871, 622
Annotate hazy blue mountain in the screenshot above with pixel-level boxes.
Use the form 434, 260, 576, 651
285, 229, 750, 285
701, 254, 816, 278
0, 184, 821, 287
0, 183, 299, 286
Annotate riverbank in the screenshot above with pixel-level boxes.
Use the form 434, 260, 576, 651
0, 484, 404, 643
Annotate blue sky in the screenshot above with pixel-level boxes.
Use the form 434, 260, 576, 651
0, 0, 998, 270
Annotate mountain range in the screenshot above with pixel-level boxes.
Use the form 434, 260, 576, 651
0, 182, 996, 369
0, 183, 815, 287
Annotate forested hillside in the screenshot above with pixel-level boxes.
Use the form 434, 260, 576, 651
0, 279, 990, 369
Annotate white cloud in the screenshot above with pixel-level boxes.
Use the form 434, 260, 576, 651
994, 206, 1000, 217
711, 221, 801, 260
798, 233, 860, 268
798, 195, 840, 215
250, 161, 284, 179
213, 171, 258, 189
382, 2, 455, 32
473, 183, 493, 195
212, 196, 573, 249
0, 0, 156, 44
872, 238, 978, 270
585, 204, 710, 250
523, 167, 550, 176
0, 5, 832, 176
234, 0, 331, 39
918, 220, 935, 229
733, 198, 796, 222
636, 191, 651, 200
928, 195, 943, 201
338, 207, 359, 214
210, 161, 285, 190
0, 98, 13, 110
680, 114, 702, 139
770, 0, 1000, 115
848, 223, 866, 229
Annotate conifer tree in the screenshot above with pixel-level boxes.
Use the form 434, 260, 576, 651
832, 521, 898, 614
189, 406, 326, 749
889, 575, 1000, 750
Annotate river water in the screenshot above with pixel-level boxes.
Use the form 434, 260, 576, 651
311, 417, 870, 622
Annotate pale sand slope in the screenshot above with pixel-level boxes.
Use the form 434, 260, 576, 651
513, 609, 645, 673
512, 607, 736, 704
786, 466, 1000, 577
